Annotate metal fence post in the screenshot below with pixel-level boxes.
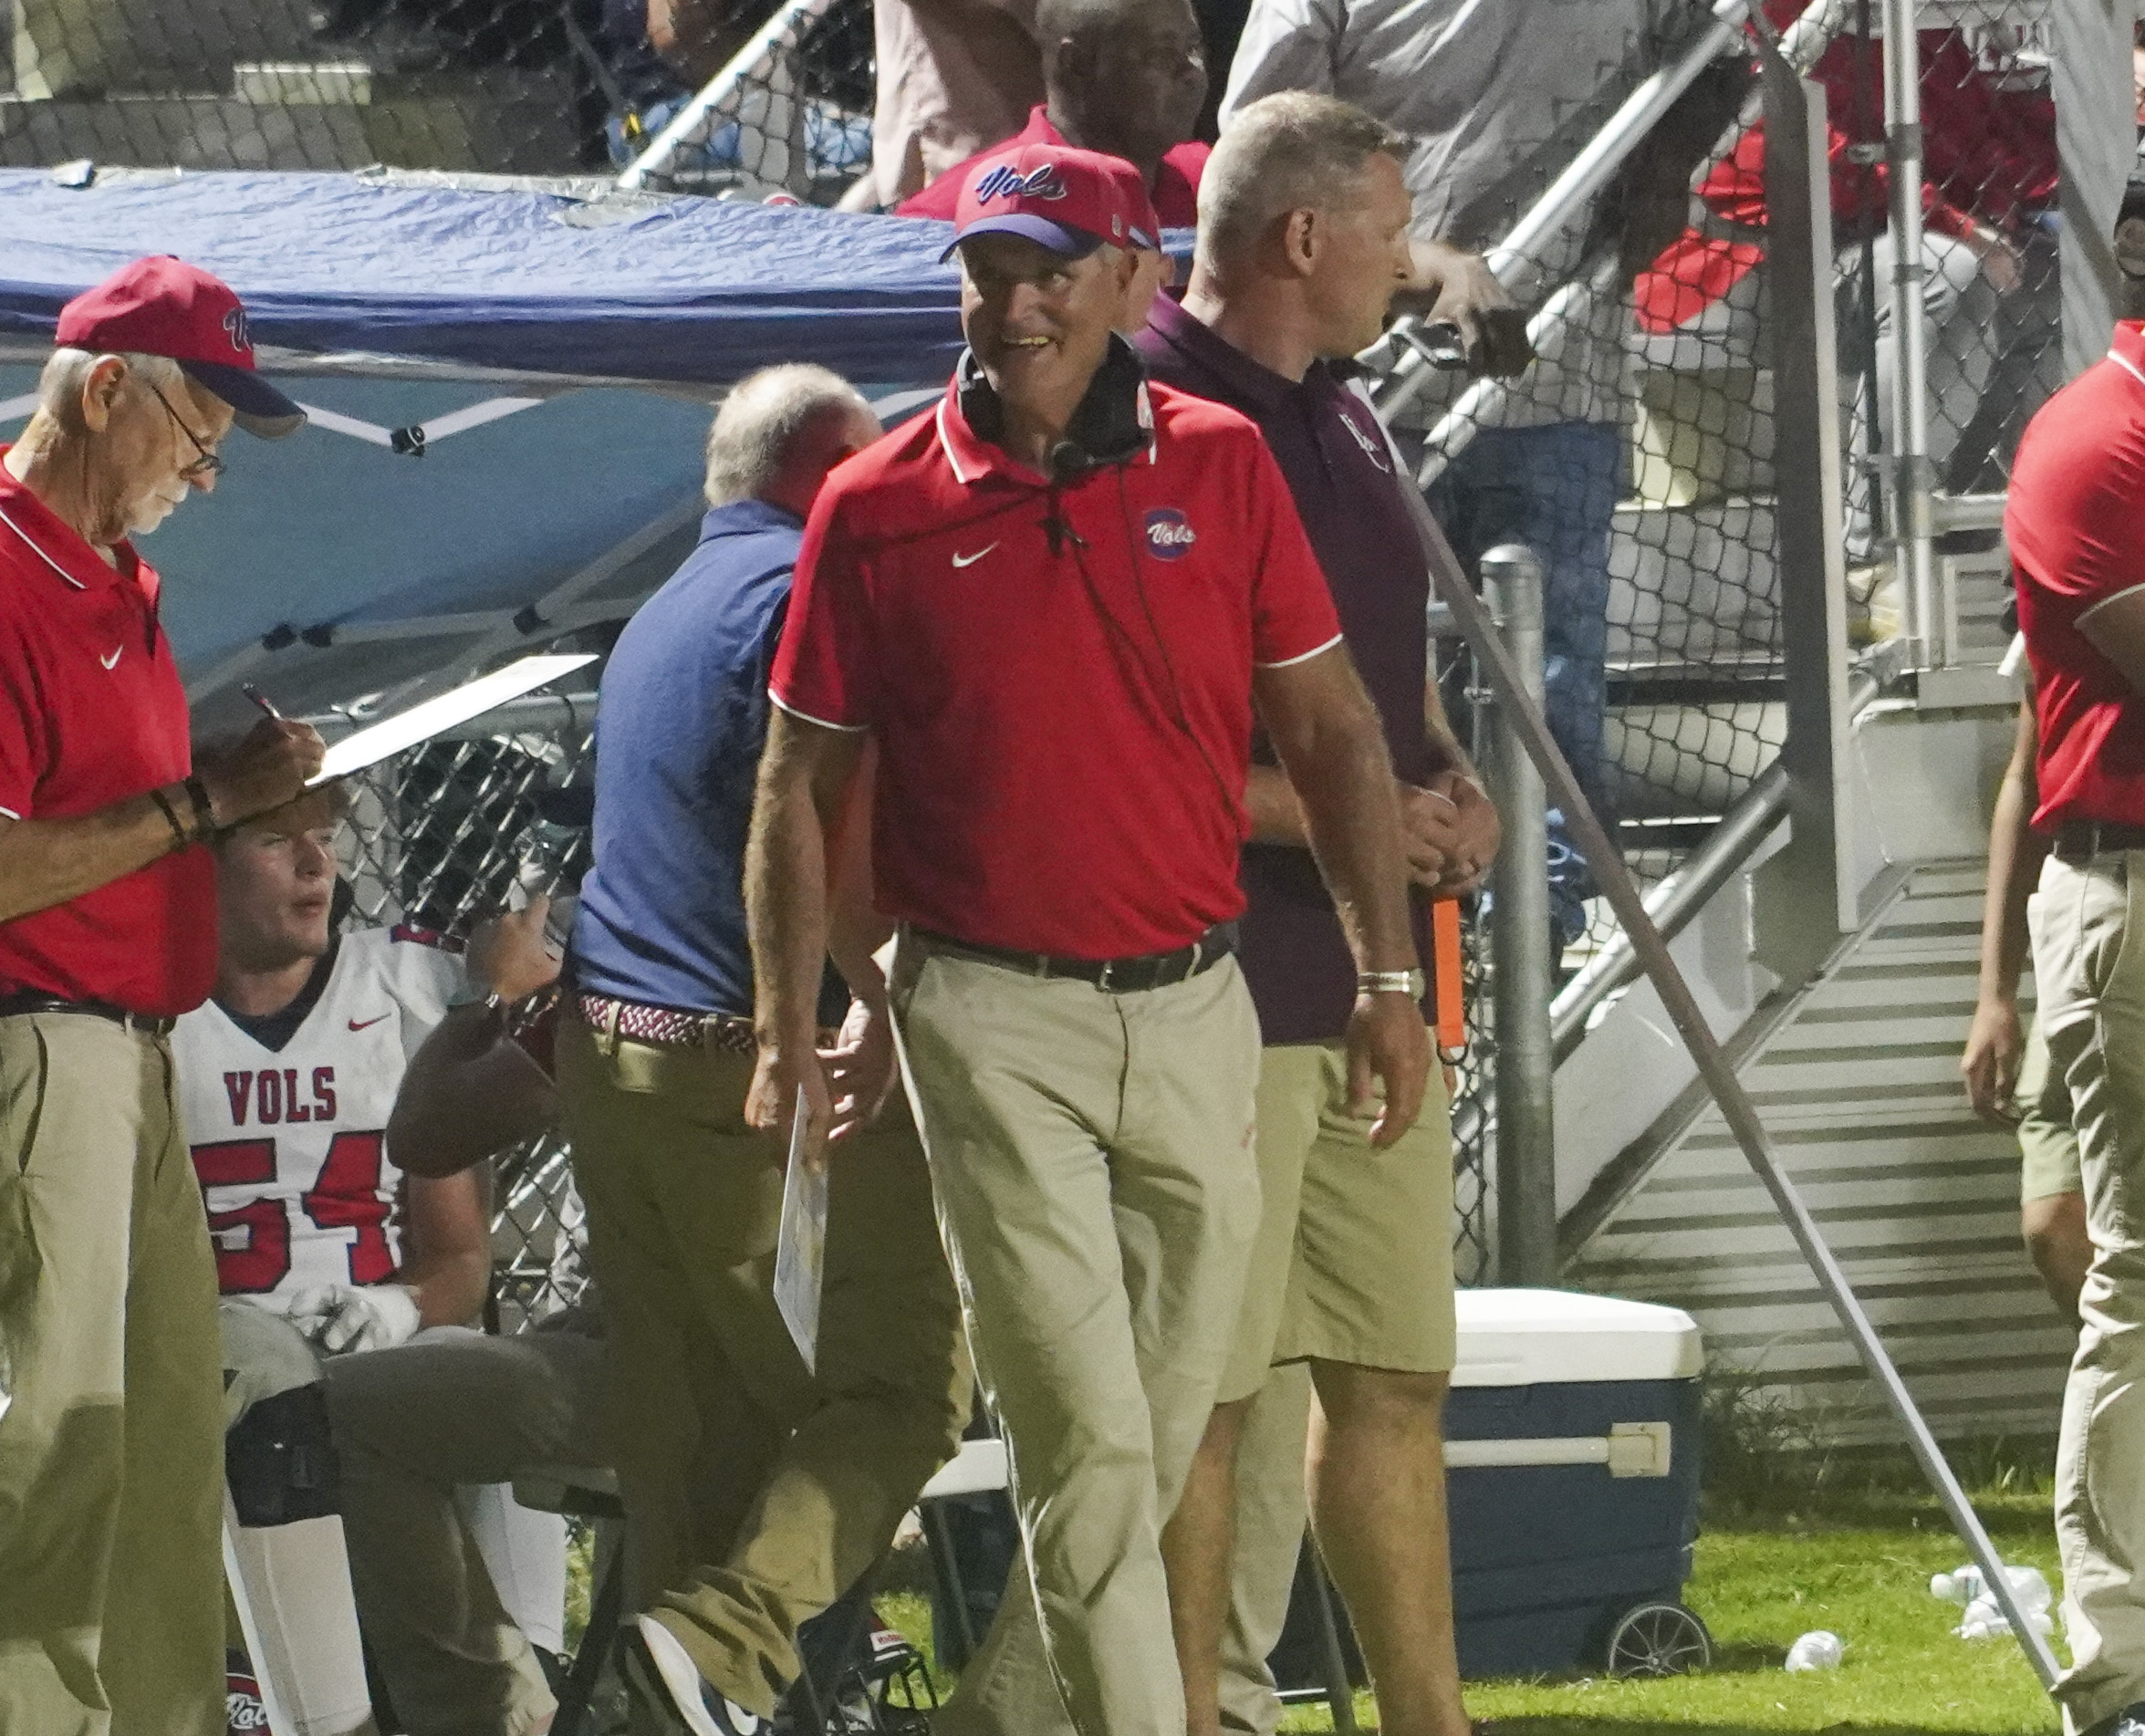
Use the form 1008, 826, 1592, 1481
1483, 545, 1557, 1287
1879, 0, 1937, 668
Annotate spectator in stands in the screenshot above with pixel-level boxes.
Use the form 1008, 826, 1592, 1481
856, 0, 1042, 208
560, 365, 971, 1736
1633, 3, 2055, 502
1223, 0, 1715, 962
0, 255, 318, 1736
1963, 682, 2090, 1325
754, 146, 1428, 1736
897, 0, 1210, 227
2010, 175, 2145, 1736
181, 789, 572, 1736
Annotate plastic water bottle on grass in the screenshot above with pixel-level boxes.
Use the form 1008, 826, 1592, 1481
1932, 1564, 2053, 1613
1959, 1596, 2056, 1640
1785, 1631, 1844, 1672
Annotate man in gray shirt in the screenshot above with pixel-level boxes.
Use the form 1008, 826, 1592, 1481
1224, 0, 1703, 965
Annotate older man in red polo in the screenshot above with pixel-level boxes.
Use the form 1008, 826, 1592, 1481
0, 256, 322, 1736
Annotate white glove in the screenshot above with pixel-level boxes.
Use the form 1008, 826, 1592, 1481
284, 1283, 422, 1355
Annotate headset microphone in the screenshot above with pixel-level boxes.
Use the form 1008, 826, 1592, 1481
1044, 441, 1091, 556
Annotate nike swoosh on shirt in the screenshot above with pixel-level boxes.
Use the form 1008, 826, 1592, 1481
99, 646, 123, 670
348, 1014, 390, 1031
951, 543, 999, 568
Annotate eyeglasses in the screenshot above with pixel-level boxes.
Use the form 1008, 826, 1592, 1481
147, 381, 226, 480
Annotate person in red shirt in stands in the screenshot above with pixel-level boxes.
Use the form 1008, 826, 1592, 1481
897, 0, 1210, 229
1634, 4, 2055, 504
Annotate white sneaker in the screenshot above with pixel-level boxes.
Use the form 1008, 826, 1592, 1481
622, 1613, 768, 1736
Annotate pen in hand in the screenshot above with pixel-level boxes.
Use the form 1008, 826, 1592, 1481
241, 683, 284, 721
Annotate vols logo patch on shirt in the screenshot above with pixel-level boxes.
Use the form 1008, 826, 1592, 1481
1144, 507, 1195, 559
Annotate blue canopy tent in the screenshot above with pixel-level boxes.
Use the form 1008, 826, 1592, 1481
0, 167, 967, 731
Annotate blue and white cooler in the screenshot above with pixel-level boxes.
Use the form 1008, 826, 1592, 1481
1269, 1286, 1707, 1699
1446, 1288, 1707, 1677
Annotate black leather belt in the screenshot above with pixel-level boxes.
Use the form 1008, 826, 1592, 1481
0, 993, 176, 1036
910, 923, 1235, 993
2052, 821, 2145, 863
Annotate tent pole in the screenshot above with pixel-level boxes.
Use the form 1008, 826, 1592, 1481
1394, 482, 2062, 1692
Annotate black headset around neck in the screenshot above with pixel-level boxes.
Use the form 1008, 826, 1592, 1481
955, 333, 1153, 479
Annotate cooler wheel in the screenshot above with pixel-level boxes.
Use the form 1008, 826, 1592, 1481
1602, 1600, 1712, 1678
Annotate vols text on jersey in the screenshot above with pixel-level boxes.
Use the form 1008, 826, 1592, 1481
174, 927, 463, 1304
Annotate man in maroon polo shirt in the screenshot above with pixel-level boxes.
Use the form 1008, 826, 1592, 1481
0, 255, 321, 1736
2015, 181, 2145, 1736
1140, 95, 1496, 1736
746, 146, 1427, 1736
896, 0, 1209, 228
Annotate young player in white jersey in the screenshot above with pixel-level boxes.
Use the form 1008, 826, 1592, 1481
177, 785, 564, 1736
181, 901, 465, 1334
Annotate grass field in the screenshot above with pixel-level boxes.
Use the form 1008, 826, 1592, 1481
871, 1479, 2065, 1736
564, 1440, 2069, 1734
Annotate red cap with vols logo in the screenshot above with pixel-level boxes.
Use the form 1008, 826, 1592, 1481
944, 143, 1139, 262
55, 256, 306, 439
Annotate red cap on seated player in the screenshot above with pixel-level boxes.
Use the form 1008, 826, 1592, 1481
56, 255, 307, 439
942, 143, 1146, 260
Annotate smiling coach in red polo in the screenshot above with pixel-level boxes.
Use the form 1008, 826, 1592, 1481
746, 145, 1428, 1736
0, 257, 323, 1735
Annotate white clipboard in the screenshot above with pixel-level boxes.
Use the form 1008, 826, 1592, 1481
773, 1086, 828, 1372
310, 653, 598, 784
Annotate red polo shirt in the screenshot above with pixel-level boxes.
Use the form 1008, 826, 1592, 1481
894, 106, 1208, 229
0, 451, 215, 1015
769, 377, 1343, 959
2012, 323, 2145, 831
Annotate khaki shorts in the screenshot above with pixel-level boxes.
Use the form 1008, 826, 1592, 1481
1220, 1039, 1457, 1404
2017, 1014, 2084, 1203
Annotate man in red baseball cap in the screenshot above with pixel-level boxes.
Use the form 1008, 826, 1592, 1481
56, 254, 307, 439
0, 254, 321, 1735
745, 141, 1426, 1736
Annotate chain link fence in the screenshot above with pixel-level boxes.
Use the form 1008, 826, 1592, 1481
335, 726, 596, 1328
1, 0, 873, 188
1394, 0, 2056, 1277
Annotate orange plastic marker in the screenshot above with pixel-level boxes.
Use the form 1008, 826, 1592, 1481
1432, 897, 1465, 1059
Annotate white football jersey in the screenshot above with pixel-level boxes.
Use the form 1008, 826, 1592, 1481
175, 926, 464, 1306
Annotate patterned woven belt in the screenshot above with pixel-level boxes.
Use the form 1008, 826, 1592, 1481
573, 993, 758, 1055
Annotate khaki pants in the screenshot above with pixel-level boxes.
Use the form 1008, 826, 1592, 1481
1218, 1367, 1315, 1736
557, 1018, 970, 1717
326, 1322, 609, 1736
0, 1014, 225, 1736
2017, 1014, 2086, 1203
1218, 1041, 1456, 1729
2035, 851, 2145, 1732
894, 941, 1263, 1736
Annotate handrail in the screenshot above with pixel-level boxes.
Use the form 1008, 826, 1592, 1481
1544, 655, 1891, 1064
619, 0, 844, 192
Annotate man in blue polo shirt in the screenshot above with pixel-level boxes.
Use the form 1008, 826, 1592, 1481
563, 365, 971, 1736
